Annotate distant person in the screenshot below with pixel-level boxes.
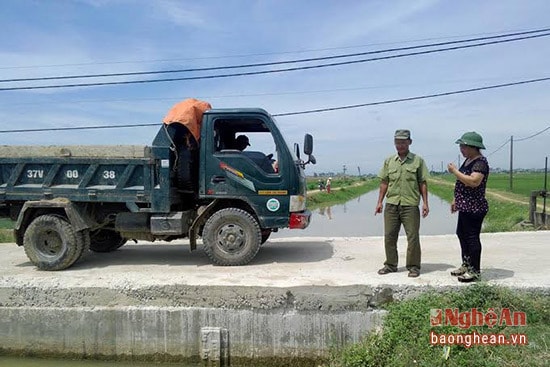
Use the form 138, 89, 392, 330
326, 177, 332, 193
447, 132, 489, 283
318, 179, 325, 191
375, 129, 429, 278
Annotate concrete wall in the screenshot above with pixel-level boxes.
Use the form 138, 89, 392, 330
0, 306, 384, 360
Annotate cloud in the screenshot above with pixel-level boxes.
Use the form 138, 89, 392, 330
151, 1, 207, 28
318, 0, 441, 46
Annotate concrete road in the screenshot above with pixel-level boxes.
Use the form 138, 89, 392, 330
1, 231, 548, 290
2, 232, 547, 361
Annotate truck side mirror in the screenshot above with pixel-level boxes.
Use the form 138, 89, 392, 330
297, 134, 316, 168
304, 134, 313, 155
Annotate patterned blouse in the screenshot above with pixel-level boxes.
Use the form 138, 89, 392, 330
454, 156, 489, 214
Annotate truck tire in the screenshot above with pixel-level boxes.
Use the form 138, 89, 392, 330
23, 215, 83, 271
261, 229, 271, 244
89, 229, 127, 253
202, 208, 261, 266
74, 229, 91, 263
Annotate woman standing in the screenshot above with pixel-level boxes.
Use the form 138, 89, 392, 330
447, 132, 489, 283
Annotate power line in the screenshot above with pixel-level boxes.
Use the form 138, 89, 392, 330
1, 77, 548, 134
486, 139, 511, 157
515, 125, 550, 141
1, 76, 529, 107
486, 126, 549, 157
2, 32, 550, 92
272, 77, 550, 116
1, 27, 546, 70
3, 28, 549, 84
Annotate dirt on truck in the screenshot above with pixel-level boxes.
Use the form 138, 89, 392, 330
0, 99, 316, 270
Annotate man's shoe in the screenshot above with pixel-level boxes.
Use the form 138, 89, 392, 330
450, 265, 468, 276
458, 272, 480, 283
408, 270, 420, 278
378, 266, 396, 275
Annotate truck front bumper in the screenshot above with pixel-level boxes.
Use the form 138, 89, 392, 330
289, 210, 311, 229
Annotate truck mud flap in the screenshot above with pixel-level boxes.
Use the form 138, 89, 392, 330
189, 199, 219, 251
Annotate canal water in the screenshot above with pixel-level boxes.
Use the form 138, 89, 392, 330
274, 191, 457, 238
2, 192, 455, 367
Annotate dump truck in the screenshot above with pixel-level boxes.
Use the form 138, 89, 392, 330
0, 107, 315, 270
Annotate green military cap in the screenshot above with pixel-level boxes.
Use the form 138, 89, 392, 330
394, 129, 411, 140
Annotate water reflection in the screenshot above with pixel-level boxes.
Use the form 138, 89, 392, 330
275, 191, 456, 237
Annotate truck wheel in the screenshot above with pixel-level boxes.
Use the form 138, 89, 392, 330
261, 229, 271, 244
23, 215, 82, 271
89, 229, 127, 253
202, 208, 261, 266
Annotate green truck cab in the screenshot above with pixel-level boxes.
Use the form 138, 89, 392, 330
0, 108, 315, 270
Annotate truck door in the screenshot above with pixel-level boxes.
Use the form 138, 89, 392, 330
201, 115, 291, 223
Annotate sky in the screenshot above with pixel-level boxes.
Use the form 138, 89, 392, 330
1, 0, 549, 175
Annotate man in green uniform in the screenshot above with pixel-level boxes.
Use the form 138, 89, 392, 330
375, 129, 429, 277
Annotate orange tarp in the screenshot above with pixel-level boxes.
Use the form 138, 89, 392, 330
162, 98, 212, 141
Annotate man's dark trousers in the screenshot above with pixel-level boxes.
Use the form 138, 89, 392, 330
383, 203, 421, 271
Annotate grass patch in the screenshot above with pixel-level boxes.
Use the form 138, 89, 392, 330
437, 172, 547, 199
486, 172, 547, 197
428, 179, 530, 232
0, 218, 14, 229
327, 284, 550, 367
0, 218, 14, 243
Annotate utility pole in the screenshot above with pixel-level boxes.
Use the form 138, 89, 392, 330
509, 135, 514, 191
343, 164, 347, 182
357, 166, 361, 177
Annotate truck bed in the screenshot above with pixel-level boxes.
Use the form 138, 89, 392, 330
0, 145, 156, 206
